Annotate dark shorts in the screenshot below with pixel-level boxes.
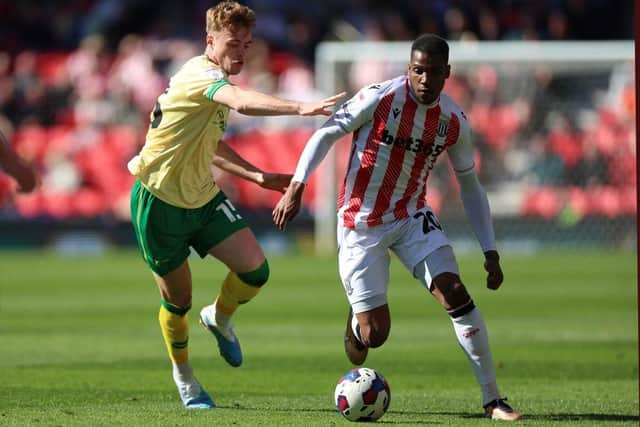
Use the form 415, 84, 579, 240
130, 180, 248, 276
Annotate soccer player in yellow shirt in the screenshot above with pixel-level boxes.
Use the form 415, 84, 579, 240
128, 1, 344, 409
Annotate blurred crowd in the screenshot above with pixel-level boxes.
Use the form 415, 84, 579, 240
436, 60, 636, 220
1, 1, 634, 55
0, 0, 635, 221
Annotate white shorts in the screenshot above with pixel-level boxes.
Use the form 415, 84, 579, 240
337, 207, 459, 313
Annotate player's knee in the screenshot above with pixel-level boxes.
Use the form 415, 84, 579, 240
161, 292, 192, 309
431, 272, 471, 310
237, 259, 269, 287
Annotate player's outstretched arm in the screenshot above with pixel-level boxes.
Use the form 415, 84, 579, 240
212, 85, 346, 116
0, 129, 38, 193
272, 181, 305, 231
271, 118, 348, 230
213, 140, 291, 193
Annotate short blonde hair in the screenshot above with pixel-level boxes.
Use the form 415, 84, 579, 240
206, 1, 256, 34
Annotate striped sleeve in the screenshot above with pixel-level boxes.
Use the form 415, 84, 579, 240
333, 83, 383, 133
446, 111, 475, 175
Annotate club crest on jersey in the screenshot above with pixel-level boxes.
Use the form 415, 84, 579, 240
436, 120, 448, 137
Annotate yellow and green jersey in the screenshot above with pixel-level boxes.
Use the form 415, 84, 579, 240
128, 55, 231, 208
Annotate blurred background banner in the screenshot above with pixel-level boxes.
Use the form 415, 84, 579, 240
0, 0, 635, 253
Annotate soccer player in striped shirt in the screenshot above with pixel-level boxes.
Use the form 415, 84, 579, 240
273, 34, 522, 421
128, 1, 344, 409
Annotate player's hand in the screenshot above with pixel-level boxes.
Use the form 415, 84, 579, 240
272, 181, 305, 231
258, 172, 292, 193
483, 250, 504, 290
298, 92, 347, 116
6, 157, 38, 193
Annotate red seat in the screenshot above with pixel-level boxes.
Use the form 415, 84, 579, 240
14, 192, 44, 218
36, 52, 70, 85
587, 186, 622, 218
73, 188, 106, 217
47, 125, 75, 155
566, 187, 589, 217
520, 187, 562, 218
13, 125, 48, 166
0, 175, 15, 207
618, 187, 637, 215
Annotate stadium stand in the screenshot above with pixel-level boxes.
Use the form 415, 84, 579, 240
0, 1, 634, 248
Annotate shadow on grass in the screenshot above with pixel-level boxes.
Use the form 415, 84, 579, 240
385, 410, 639, 423
217, 405, 639, 424
214, 405, 457, 424
217, 404, 335, 413
520, 413, 639, 422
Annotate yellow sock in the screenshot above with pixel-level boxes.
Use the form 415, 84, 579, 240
158, 301, 190, 365
215, 272, 262, 316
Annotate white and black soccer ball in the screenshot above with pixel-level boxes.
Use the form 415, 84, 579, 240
334, 367, 391, 422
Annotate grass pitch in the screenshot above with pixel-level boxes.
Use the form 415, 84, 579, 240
0, 248, 637, 426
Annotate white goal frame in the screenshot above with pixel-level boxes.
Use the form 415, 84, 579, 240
312, 40, 634, 253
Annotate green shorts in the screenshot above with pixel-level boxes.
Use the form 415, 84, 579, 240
130, 180, 248, 276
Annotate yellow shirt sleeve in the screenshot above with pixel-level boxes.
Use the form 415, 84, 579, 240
205, 80, 231, 100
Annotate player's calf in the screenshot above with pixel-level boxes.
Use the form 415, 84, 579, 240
215, 261, 269, 317
353, 304, 391, 348
344, 305, 391, 364
344, 308, 368, 365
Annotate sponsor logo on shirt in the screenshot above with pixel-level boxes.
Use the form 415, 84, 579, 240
379, 128, 446, 158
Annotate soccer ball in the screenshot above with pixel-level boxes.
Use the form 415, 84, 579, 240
334, 367, 391, 422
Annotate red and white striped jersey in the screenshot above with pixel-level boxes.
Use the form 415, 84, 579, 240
328, 76, 475, 229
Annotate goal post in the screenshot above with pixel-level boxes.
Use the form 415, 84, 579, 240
313, 40, 634, 253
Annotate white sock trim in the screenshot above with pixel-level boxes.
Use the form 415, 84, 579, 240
201, 305, 236, 341
172, 362, 194, 384
204, 304, 231, 328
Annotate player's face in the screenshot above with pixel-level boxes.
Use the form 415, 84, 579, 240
208, 24, 252, 75
407, 50, 450, 104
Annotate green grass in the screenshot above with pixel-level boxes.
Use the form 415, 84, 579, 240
0, 249, 637, 426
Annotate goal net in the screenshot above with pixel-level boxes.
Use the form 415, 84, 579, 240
313, 41, 635, 253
